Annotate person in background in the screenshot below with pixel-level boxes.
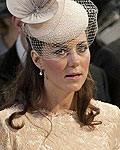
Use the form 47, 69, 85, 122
0, 0, 19, 55
89, 64, 110, 102
91, 0, 120, 108
0, 17, 27, 106
93, 38, 120, 108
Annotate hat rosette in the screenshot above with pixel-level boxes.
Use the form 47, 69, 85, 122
6, 0, 59, 24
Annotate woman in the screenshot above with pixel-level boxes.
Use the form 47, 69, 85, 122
0, 0, 119, 149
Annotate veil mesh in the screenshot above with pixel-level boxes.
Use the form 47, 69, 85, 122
79, 0, 98, 45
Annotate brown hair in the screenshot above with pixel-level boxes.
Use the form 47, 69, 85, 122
1, 39, 101, 129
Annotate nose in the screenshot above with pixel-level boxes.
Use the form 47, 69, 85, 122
68, 50, 80, 68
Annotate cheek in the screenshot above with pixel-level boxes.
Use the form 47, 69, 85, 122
82, 51, 90, 72
43, 59, 67, 75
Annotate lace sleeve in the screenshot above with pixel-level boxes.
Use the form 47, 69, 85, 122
0, 109, 13, 150
0, 115, 8, 149
115, 106, 120, 149
93, 100, 120, 149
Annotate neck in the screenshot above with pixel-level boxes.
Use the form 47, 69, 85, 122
41, 86, 77, 113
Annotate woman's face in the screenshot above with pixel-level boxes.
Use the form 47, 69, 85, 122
41, 33, 90, 93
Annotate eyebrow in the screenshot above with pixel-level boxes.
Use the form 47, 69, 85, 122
78, 41, 87, 45
51, 43, 68, 49
51, 40, 87, 48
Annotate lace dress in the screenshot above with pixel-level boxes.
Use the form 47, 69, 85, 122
0, 100, 120, 150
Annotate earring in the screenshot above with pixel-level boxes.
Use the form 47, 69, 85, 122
39, 69, 43, 76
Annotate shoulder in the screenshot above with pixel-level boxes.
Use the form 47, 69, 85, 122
91, 99, 120, 121
0, 106, 20, 125
0, 106, 21, 148
92, 100, 120, 148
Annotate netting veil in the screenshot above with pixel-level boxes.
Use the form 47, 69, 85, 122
7, 0, 98, 59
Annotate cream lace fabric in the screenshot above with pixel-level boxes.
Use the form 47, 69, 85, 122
0, 100, 120, 150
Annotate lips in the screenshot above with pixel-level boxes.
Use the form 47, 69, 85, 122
65, 73, 81, 77
65, 73, 82, 80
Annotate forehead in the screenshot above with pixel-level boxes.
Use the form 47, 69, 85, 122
44, 32, 87, 49
66, 33, 87, 47
39, 32, 88, 59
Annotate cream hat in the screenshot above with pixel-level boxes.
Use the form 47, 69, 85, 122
6, 0, 98, 45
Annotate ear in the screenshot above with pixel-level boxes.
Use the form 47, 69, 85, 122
12, 16, 23, 32
31, 50, 43, 69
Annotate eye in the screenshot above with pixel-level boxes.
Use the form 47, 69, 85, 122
55, 49, 66, 55
76, 43, 88, 53
54, 46, 69, 57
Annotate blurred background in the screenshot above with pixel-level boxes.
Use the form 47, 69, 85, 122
91, 0, 120, 56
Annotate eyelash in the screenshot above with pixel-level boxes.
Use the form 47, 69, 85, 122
77, 45, 88, 52
54, 48, 68, 56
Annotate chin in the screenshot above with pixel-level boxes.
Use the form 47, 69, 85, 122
65, 84, 83, 93
64, 77, 86, 91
